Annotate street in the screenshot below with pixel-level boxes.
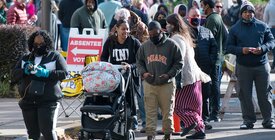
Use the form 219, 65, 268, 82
0, 74, 275, 140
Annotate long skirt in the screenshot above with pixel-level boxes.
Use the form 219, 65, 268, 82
174, 81, 205, 132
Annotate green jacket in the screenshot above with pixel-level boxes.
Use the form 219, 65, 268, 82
205, 12, 228, 65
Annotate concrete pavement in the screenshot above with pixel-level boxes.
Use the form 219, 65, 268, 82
0, 74, 275, 140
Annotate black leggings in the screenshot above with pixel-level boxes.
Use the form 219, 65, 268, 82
19, 100, 59, 140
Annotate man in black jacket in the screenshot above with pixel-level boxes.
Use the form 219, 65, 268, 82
188, 7, 218, 130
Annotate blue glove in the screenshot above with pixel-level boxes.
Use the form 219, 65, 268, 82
35, 66, 50, 78
23, 61, 33, 75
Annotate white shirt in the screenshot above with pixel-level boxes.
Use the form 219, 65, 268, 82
171, 34, 211, 86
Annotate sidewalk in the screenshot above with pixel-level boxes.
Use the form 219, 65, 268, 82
0, 74, 275, 140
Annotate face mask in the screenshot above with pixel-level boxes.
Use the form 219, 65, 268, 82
199, 9, 204, 15
33, 45, 48, 56
190, 18, 201, 26
166, 25, 174, 34
150, 34, 162, 45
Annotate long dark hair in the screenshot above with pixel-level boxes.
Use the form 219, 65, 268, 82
153, 11, 167, 21
110, 19, 129, 43
28, 30, 54, 52
166, 13, 195, 48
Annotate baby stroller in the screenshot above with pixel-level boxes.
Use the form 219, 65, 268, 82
79, 61, 135, 140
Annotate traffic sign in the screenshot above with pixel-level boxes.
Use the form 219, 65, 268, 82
67, 37, 103, 65
66, 28, 108, 73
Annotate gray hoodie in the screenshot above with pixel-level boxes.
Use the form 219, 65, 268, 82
136, 34, 183, 85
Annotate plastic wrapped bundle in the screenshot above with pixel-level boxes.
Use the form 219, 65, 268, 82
81, 61, 121, 93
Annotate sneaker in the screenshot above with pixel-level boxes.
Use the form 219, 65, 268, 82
147, 135, 155, 140
162, 134, 171, 140
263, 122, 275, 129
140, 127, 146, 133
240, 123, 254, 129
186, 131, 206, 139
204, 121, 213, 130
180, 122, 197, 137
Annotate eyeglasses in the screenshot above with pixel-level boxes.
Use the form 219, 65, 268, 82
216, 6, 223, 9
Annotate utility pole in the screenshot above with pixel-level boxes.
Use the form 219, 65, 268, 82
41, 0, 52, 33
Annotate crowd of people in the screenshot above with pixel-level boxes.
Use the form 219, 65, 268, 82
5, 0, 275, 140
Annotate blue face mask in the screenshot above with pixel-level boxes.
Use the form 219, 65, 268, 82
190, 18, 201, 26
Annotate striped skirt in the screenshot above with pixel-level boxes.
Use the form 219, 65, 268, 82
174, 81, 204, 132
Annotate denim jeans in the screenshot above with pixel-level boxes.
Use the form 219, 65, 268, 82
200, 65, 212, 121
132, 83, 146, 129
209, 63, 222, 118
59, 25, 70, 51
137, 83, 146, 127
271, 28, 275, 68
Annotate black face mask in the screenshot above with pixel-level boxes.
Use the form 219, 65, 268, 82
33, 45, 48, 56
150, 34, 162, 45
190, 18, 201, 27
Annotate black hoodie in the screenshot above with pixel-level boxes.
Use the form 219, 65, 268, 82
58, 0, 83, 28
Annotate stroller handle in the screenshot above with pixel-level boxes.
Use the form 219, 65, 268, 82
112, 64, 123, 70
112, 64, 132, 74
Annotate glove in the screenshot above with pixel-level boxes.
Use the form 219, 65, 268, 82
23, 61, 33, 75
35, 66, 50, 78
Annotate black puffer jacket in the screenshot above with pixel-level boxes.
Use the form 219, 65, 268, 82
191, 26, 218, 72
12, 51, 68, 103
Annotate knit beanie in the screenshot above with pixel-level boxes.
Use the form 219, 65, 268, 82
240, 0, 255, 14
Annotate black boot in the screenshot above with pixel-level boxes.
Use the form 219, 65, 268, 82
186, 131, 206, 139
204, 121, 212, 130
180, 122, 197, 137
